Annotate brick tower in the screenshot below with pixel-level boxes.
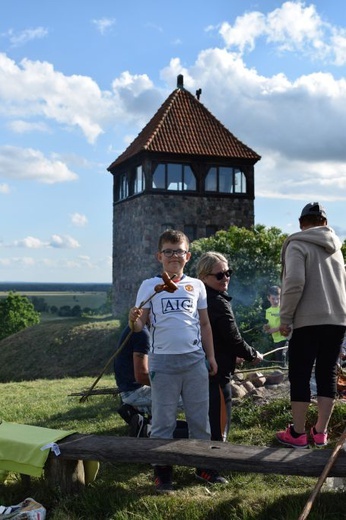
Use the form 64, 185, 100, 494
107, 75, 261, 316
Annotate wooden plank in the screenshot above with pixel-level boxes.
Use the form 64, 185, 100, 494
56, 434, 346, 477
68, 388, 120, 397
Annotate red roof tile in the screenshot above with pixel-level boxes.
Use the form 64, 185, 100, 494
108, 84, 260, 170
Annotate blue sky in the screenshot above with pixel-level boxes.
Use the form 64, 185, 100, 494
1, 0, 346, 283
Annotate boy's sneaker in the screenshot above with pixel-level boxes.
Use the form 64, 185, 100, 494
128, 413, 144, 437
276, 424, 309, 448
195, 468, 228, 485
310, 426, 328, 447
154, 465, 174, 494
142, 423, 152, 437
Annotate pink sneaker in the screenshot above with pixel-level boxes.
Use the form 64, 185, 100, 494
310, 427, 328, 447
276, 425, 309, 448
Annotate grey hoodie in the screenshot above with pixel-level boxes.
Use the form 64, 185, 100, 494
280, 226, 346, 329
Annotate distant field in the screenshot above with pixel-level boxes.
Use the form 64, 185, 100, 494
0, 290, 108, 310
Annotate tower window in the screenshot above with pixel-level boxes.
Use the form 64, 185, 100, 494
205, 167, 246, 194
184, 225, 197, 242
134, 165, 145, 194
153, 163, 196, 191
119, 173, 129, 200
206, 225, 218, 237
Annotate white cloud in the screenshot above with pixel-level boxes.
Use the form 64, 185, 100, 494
160, 44, 346, 202
219, 11, 266, 54
0, 53, 163, 144
8, 120, 50, 134
0, 255, 111, 273
50, 235, 80, 249
4, 27, 48, 47
331, 29, 346, 66
255, 152, 346, 202
70, 212, 88, 227
0, 145, 78, 183
266, 2, 325, 52
5, 234, 80, 249
0, 54, 109, 143
0, 254, 111, 270
144, 22, 163, 33
15, 237, 46, 248
0, 183, 10, 194
218, 1, 346, 65
92, 18, 115, 35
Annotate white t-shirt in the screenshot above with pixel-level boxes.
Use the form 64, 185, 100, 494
135, 274, 207, 355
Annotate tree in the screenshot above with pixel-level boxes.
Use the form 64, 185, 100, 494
30, 296, 49, 313
0, 292, 40, 341
342, 239, 346, 261
58, 305, 72, 317
185, 224, 288, 351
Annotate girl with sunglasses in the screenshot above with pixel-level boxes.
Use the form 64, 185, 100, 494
197, 251, 263, 441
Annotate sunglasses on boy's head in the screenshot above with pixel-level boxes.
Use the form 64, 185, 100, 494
208, 269, 233, 281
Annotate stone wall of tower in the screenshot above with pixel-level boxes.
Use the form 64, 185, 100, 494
112, 193, 254, 317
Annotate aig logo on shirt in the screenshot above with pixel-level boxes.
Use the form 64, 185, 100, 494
161, 297, 193, 313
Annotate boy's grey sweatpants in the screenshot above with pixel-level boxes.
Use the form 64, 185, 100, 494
150, 357, 210, 440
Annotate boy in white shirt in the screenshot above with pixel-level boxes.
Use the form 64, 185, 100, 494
129, 229, 227, 493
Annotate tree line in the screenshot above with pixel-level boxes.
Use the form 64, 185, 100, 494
1, 225, 345, 345
0, 290, 113, 341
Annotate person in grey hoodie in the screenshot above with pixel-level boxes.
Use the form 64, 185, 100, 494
276, 202, 346, 449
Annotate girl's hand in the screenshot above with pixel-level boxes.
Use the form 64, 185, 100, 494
279, 324, 292, 337
208, 357, 218, 376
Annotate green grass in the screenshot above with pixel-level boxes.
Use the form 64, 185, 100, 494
1, 320, 346, 519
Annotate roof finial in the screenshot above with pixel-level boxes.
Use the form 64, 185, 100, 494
177, 74, 184, 89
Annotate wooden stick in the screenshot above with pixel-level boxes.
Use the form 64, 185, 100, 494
79, 328, 133, 403
262, 345, 288, 358
236, 365, 288, 374
298, 427, 346, 520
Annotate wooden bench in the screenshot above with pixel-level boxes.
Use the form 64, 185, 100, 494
45, 434, 346, 493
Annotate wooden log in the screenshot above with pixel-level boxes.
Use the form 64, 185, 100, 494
45, 456, 86, 494
55, 434, 346, 477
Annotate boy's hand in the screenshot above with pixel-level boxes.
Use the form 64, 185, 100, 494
129, 307, 143, 331
129, 306, 142, 322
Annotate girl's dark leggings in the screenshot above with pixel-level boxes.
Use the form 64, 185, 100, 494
209, 377, 232, 441
288, 324, 346, 402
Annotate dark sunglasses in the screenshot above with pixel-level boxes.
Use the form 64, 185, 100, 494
208, 269, 233, 281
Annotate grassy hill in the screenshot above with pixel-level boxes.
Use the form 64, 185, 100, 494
0, 317, 122, 382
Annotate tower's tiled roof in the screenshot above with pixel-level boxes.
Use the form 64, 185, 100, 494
108, 82, 260, 170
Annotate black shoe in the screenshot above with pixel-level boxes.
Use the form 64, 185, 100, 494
117, 403, 138, 425
154, 465, 174, 494
195, 468, 228, 485
128, 413, 145, 437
